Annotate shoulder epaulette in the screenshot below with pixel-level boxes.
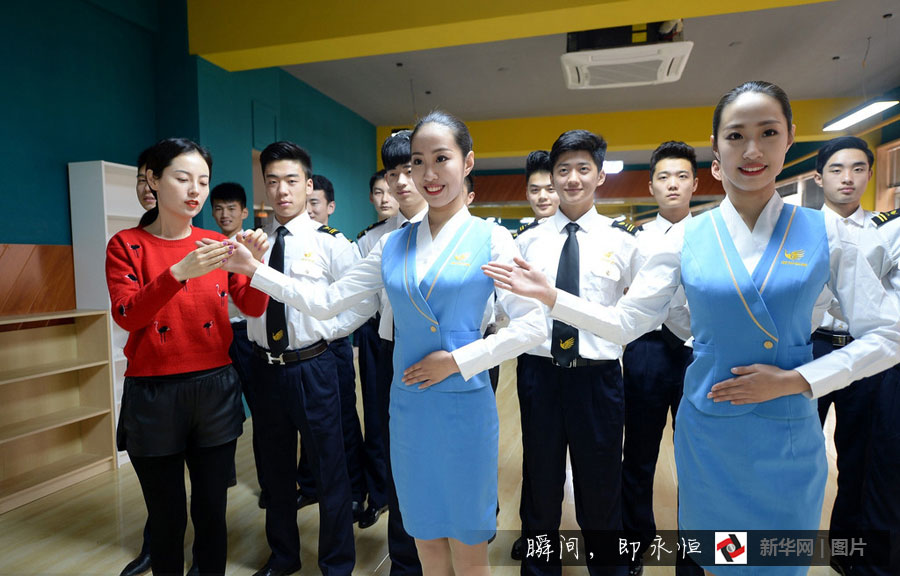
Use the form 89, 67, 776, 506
611, 219, 642, 235
357, 218, 387, 239
512, 220, 540, 239
872, 210, 900, 227
318, 224, 342, 237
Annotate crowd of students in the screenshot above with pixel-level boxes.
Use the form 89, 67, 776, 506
106, 80, 900, 576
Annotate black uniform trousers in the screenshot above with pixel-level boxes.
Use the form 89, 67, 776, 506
297, 336, 367, 506
230, 320, 262, 491
355, 315, 388, 509
621, 331, 702, 575
250, 345, 355, 574
377, 337, 423, 575
517, 354, 627, 576
858, 364, 900, 576
814, 332, 883, 536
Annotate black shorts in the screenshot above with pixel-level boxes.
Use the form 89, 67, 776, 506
117, 365, 245, 457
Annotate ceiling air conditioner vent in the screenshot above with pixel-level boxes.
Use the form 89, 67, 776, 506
561, 41, 693, 90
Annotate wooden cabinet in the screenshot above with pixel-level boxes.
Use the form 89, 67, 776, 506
68, 160, 141, 466
0, 310, 115, 514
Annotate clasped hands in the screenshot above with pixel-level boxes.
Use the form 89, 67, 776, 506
194, 229, 269, 277
481, 257, 811, 404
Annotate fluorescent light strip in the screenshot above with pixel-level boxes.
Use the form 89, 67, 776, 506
603, 160, 624, 174
823, 101, 899, 132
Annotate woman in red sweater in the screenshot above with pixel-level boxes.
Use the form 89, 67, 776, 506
106, 138, 268, 575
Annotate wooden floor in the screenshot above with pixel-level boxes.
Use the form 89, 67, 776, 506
0, 358, 838, 575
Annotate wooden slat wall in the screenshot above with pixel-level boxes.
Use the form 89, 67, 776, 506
0, 245, 76, 332
471, 167, 725, 204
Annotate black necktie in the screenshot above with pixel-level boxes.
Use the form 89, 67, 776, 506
266, 226, 289, 354
551, 222, 580, 366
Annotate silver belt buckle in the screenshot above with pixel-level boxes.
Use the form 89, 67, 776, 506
266, 351, 286, 365
833, 334, 850, 347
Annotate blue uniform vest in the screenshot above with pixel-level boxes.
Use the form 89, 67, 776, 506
681, 205, 830, 418
382, 216, 495, 393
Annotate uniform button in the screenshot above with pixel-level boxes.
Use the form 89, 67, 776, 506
763, 341, 774, 349
430, 326, 437, 333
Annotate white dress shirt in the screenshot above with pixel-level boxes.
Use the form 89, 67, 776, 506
517, 207, 641, 360
636, 213, 692, 341
252, 206, 546, 381
551, 192, 900, 398
247, 212, 377, 349
814, 205, 877, 332
873, 212, 900, 298
225, 232, 247, 323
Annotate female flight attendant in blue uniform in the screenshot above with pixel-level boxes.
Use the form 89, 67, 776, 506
221, 111, 546, 575
485, 81, 900, 575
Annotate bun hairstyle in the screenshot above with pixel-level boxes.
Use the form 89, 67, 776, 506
411, 110, 473, 156
712, 81, 792, 149
139, 138, 212, 228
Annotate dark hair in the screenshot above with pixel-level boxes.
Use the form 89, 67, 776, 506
550, 129, 607, 171
259, 141, 312, 179
712, 81, 792, 148
369, 169, 386, 194
311, 174, 335, 203
381, 130, 412, 171
525, 150, 552, 181
137, 146, 152, 171
140, 137, 213, 228
210, 182, 247, 208
411, 110, 473, 156
465, 174, 475, 195
649, 141, 697, 177
816, 136, 874, 174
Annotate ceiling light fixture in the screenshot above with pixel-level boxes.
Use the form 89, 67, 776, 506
603, 160, 624, 174
823, 99, 899, 132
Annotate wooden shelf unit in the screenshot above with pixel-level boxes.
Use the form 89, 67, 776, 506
0, 310, 115, 514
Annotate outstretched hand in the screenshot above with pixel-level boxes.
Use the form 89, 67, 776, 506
402, 350, 460, 390
482, 257, 556, 307
708, 364, 811, 405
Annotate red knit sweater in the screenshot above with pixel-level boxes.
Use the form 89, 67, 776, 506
106, 226, 268, 377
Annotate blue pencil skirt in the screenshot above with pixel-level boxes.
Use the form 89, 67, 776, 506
674, 398, 827, 575
389, 384, 498, 545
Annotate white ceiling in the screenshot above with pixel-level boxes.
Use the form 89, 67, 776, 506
283, 0, 900, 168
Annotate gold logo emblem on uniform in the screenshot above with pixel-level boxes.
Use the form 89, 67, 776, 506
451, 252, 471, 266
272, 330, 284, 341
781, 248, 808, 267
559, 336, 576, 350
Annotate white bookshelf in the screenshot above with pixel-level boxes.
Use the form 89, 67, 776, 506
68, 161, 142, 466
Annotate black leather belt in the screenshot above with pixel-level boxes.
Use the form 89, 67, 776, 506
545, 356, 618, 369
253, 341, 328, 365
814, 329, 853, 348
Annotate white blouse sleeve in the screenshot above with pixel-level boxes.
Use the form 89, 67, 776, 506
549, 226, 684, 345
251, 233, 387, 321
794, 217, 900, 398
451, 226, 547, 381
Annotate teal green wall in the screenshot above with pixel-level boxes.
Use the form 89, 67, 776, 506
0, 0, 376, 246
195, 60, 376, 238
0, 0, 158, 245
